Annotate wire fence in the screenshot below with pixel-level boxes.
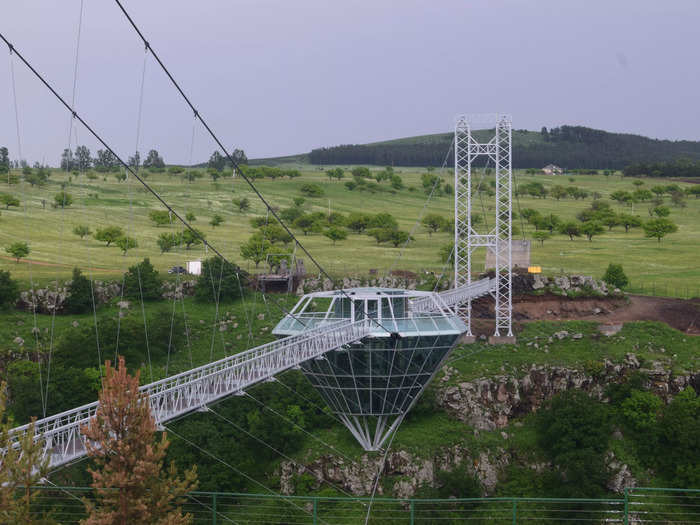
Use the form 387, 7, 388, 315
625, 282, 700, 300
17, 486, 700, 524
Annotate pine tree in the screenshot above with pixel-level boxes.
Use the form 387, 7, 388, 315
0, 382, 50, 523
80, 357, 197, 525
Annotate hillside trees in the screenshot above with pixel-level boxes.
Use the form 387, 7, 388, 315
0, 147, 8, 173
143, 149, 165, 170
421, 214, 447, 236
195, 257, 245, 301
0, 271, 19, 309
324, 226, 347, 245
123, 258, 162, 300
65, 267, 94, 314
5, 241, 29, 263
602, 263, 628, 289
116, 236, 138, 255
81, 357, 197, 525
95, 226, 124, 247
149, 210, 172, 226
239, 235, 271, 268
54, 191, 73, 208
0, 193, 19, 210
643, 218, 678, 243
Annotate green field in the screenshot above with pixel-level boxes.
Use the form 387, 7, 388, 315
0, 167, 698, 295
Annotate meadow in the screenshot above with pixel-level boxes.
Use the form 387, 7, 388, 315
0, 166, 698, 296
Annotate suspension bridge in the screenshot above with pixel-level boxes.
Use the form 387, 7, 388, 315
2, 0, 512, 486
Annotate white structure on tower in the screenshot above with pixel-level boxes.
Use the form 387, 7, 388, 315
454, 114, 513, 339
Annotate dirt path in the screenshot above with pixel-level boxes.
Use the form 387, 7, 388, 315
507, 293, 700, 335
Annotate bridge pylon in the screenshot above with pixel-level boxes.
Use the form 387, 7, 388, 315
454, 114, 514, 339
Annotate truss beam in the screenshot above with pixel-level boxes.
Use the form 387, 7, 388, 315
7, 319, 371, 469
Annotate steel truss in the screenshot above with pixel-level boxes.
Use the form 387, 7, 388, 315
412, 278, 496, 313
454, 115, 513, 336
7, 319, 371, 469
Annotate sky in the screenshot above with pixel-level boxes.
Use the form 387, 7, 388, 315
2, 0, 699, 165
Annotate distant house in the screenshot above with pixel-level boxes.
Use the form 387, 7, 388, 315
542, 164, 563, 175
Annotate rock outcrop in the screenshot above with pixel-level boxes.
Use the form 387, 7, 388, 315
436, 354, 697, 430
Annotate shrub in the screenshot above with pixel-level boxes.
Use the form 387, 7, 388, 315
5, 241, 29, 262
195, 257, 246, 302
123, 258, 162, 301
0, 270, 19, 309
299, 183, 324, 198
65, 268, 94, 314
602, 263, 628, 289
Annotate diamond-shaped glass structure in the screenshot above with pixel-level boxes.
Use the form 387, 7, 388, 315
273, 288, 466, 450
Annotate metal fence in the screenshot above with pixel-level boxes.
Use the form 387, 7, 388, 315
18, 486, 700, 524
625, 282, 700, 300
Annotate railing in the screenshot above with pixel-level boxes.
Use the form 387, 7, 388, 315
7, 318, 372, 469
274, 313, 467, 337
17, 486, 700, 524
413, 277, 496, 312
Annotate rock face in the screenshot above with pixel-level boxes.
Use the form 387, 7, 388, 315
436, 355, 698, 430
17, 280, 121, 314
279, 445, 510, 498
161, 279, 197, 300
533, 274, 615, 296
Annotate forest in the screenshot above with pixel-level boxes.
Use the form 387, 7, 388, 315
308, 126, 700, 170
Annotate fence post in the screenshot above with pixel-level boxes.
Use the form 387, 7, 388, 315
212, 493, 217, 525
312, 497, 318, 525
512, 499, 517, 524
623, 489, 629, 525
410, 499, 415, 525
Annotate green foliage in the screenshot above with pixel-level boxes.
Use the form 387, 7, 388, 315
651, 205, 671, 217
299, 183, 324, 197
602, 263, 628, 289
182, 228, 205, 249
115, 235, 138, 255
293, 214, 323, 235
148, 210, 171, 226
368, 212, 398, 230
94, 226, 124, 247
532, 231, 550, 246
323, 226, 347, 245
536, 390, 611, 497
581, 220, 605, 241
0, 193, 19, 210
195, 257, 245, 302
346, 212, 371, 233
157, 232, 180, 253
123, 258, 162, 301
655, 387, 700, 487
5, 241, 29, 262
72, 225, 92, 239
643, 217, 678, 242
258, 224, 292, 245
232, 197, 250, 213
239, 234, 271, 267
54, 191, 73, 208
421, 213, 447, 236
558, 221, 581, 240
185, 211, 196, 222
209, 214, 224, 227
0, 270, 19, 309
65, 267, 94, 314
618, 213, 642, 232
621, 390, 661, 433
439, 242, 454, 264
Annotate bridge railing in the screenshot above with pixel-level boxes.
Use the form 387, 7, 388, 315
7, 318, 372, 467
412, 277, 496, 312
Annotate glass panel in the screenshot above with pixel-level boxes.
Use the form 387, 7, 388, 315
367, 300, 378, 319
381, 298, 392, 320
353, 300, 364, 321
391, 298, 406, 317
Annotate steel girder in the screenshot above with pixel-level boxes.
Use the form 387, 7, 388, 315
454, 115, 513, 336
7, 319, 372, 469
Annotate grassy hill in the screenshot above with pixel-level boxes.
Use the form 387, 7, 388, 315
0, 166, 698, 296
305, 126, 700, 169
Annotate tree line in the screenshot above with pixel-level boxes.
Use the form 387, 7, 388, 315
308, 126, 700, 169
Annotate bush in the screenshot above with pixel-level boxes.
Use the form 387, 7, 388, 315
536, 390, 611, 497
299, 183, 324, 198
602, 263, 628, 289
123, 258, 163, 301
65, 267, 94, 314
0, 270, 19, 309
194, 257, 246, 303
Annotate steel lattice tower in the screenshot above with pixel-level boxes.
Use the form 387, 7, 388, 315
454, 114, 513, 338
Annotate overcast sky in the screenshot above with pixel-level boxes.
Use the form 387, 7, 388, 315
2, 0, 699, 165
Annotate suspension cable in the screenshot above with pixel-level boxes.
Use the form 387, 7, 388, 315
0, 31, 312, 336
110, 1, 392, 334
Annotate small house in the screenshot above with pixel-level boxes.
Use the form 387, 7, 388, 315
542, 164, 563, 175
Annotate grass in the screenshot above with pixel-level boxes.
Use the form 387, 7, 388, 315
0, 168, 698, 296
